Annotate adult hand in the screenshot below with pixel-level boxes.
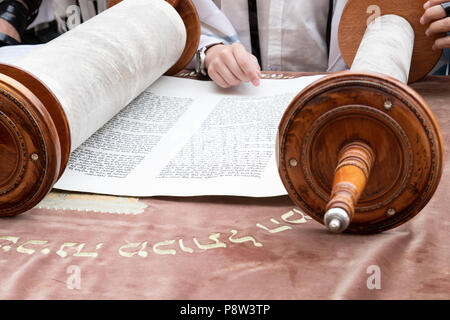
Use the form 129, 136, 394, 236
205, 42, 261, 88
420, 0, 450, 50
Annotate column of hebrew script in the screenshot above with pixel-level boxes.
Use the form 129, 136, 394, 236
157, 93, 294, 179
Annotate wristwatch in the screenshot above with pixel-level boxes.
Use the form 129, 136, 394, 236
195, 43, 224, 76
195, 46, 209, 76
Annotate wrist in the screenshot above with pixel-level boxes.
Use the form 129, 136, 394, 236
204, 43, 226, 68
195, 43, 225, 76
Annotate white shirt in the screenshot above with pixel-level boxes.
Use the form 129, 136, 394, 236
195, 0, 346, 72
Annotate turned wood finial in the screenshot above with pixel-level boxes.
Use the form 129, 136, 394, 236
324, 142, 375, 233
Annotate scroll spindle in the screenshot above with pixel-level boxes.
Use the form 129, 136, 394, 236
324, 142, 375, 233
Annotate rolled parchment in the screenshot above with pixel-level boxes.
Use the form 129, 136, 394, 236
351, 15, 415, 83
16, 0, 187, 150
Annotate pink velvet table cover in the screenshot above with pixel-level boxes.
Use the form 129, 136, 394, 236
0, 76, 449, 300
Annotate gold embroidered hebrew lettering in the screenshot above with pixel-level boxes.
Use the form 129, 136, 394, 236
0, 236, 20, 252
153, 240, 176, 255
17, 240, 49, 255
228, 230, 263, 247
193, 233, 227, 250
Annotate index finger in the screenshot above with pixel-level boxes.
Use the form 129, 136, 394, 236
425, 0, 450, 9
421, 3, 446, 25
232, 44, 261, 86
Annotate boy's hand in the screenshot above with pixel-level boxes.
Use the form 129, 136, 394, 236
420, 0, 450, 50
205, 43, 262, 88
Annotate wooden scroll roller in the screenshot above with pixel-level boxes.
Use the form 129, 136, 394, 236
277, 0, 445, 234
0, 0, 200, 217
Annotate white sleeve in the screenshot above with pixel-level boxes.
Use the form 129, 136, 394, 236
199, 35, 225, 49
186, 0, 239, 69
192, 0, 239, 47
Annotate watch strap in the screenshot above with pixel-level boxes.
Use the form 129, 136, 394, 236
442, 2, 450, 18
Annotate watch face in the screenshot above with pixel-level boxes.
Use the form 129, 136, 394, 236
195, 48, 208, 75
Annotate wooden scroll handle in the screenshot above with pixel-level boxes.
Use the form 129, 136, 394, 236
324, 142, 375, 233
